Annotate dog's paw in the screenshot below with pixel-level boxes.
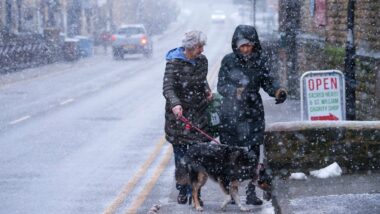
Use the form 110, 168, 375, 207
195, 206, 204, 212
220, 204, 227, 211
239, 206, 251, 212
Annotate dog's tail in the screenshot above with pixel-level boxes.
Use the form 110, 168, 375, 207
175, 158, 190, 185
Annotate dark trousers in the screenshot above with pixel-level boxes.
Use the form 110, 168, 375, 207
172, 144, 191, 194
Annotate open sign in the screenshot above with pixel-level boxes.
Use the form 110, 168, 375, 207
301, 70, 346, 121
307, 77, 338, 91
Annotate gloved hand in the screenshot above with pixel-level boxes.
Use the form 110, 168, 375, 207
275, 88, 287, 104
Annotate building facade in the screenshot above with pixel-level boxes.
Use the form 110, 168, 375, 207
279, 0, 380, 120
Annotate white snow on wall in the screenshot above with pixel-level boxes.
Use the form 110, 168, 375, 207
290, 172, 308, 180
310, 162, 342, 179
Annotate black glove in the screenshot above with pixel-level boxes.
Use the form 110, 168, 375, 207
275, 89, 287, 104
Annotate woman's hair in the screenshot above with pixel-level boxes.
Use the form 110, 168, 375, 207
182, 30, 207, 49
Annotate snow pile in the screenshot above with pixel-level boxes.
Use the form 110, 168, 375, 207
310, 162, 342, 179
290, 172, 308, 180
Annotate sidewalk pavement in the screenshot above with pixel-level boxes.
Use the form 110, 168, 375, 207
272, 172, 380, 214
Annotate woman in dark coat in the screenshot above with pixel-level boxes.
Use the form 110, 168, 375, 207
217, 25, 287, 205
163, 31, 212, 204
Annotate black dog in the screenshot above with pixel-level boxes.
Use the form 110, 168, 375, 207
175, 143, 271, 212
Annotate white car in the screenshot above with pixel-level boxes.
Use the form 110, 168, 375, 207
211, 10, 226, 23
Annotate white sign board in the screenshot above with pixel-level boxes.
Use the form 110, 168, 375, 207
301, 70, 346, 121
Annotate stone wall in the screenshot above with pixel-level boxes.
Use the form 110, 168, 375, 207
265, 121, 380, 177
355, 1, 380, 51
279, 0, 380, 120
298, 0, 380, 48
355, 56, 380, 120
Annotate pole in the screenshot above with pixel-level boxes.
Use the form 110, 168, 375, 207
344, 0, 356, 120
284, 0, 300, 99
17, 0, 22, 32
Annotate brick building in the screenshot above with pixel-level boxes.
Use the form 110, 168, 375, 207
279, 0, 380, 120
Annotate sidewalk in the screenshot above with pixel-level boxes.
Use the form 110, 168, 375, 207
272, 172, 380, 214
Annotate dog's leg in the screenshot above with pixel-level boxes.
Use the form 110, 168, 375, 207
221, 194, 232, 211
218, 180, 232, 211
192, 183, 202, 211
192, 172, 208, 212
230, 180, 250, 212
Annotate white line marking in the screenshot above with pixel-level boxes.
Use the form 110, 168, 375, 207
60, 98, 74, 105
9, 116, 31, 125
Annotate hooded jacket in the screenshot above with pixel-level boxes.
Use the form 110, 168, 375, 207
163, 47, 211, 145
217, 25, 281, 147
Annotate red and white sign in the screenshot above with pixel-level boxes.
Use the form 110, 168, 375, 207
301, 70, 346, 121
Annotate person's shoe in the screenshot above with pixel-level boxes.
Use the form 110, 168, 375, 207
246, 195, 263, 205
177, 188, 188, 204
177, 194, 188, 204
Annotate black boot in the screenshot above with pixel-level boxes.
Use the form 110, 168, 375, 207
177, 186, 188, 204
246, 182, 263, 205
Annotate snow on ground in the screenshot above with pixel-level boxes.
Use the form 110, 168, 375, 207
289, 162, 342, 180
290, 172, 308, 180
310, 162, 342, 179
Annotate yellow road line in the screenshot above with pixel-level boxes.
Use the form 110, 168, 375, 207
103, 136, 166, 214
124, 145, 173, 214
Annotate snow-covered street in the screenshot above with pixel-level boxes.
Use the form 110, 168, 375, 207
1, 0, 379, 214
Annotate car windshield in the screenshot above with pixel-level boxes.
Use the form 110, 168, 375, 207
117, 27, 145, 35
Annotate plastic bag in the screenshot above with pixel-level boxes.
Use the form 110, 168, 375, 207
207, 93, 223, 137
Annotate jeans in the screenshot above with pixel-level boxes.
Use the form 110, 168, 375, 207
172, 144, 191, 195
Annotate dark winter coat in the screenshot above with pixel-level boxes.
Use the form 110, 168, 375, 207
217, 25, 281, 147
163, 47, 211, 145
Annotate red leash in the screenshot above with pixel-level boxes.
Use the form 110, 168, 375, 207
178, 116, 221, 144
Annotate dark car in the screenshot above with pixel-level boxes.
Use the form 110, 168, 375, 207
111, 24, 153, 59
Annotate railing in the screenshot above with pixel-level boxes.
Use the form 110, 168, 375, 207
0, 33, 62, 73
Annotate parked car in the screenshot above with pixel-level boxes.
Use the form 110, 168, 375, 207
210, 10, 226, 23
111, 24, 153, 59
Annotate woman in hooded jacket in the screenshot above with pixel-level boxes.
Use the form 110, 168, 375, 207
217, 25, 287, 205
